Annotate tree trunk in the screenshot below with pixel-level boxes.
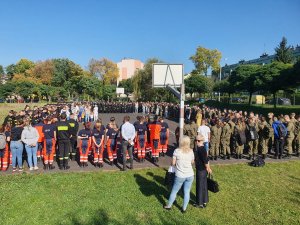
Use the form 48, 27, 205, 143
248, 92, 253, 105
273, 92, 277, 109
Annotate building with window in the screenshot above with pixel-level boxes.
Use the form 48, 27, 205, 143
221, 45, 300, 79
117, 58, 144, 83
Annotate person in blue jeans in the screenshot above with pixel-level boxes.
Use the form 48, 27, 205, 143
10, 119, 24, 172
21, 118, 39, 170
164, 135, 195, 213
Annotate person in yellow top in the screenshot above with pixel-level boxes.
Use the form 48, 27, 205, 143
196, 110, 202, 128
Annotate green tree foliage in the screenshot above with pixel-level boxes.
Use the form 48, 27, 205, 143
118, 78, 133, 94
275, 37, 294, 64
229, 64, 262, 105
259, 62, 293, 108
190, 46, 222, 76
14, 59, 35, 75
213, 79, 234, 97
5, 64, 16, 80
0, 65, 4, 75
185, 73, 213, 98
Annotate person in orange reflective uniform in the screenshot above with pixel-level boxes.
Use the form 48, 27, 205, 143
0, 125, 10, 171
135, 116, 147, 162
148, 116, 162, 163
33, 119, 45, 161
92, 121, 105, 168
78, 122, 92, 167
106, 120, 119, 165
42, 117, 56, 170
159, 117, 169, 157
144, 116, 152, 157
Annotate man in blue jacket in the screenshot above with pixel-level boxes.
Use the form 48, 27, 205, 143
272, 117, 287, 159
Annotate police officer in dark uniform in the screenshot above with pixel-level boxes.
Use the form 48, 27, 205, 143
56, 113, 72, 170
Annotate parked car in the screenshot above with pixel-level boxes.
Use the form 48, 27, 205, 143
231, 97, 244, 103
266, 98, 291, 105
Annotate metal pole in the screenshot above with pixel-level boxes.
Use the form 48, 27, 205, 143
179, 83, 185, 140
218, 66, 221, 102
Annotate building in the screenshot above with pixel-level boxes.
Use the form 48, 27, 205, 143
117, 58, 144, 83
222, 45, 300, 79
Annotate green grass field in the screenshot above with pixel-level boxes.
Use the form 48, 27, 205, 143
1, 161, 300, 225
0, 103, 46, 124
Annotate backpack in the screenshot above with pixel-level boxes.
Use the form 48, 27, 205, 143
250, 156, 265, 167
263, 125, 272, 138
0, 133, 6, 150
277, 123, 287, 138
248, 125, 259, 141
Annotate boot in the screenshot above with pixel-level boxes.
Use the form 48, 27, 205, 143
59, 160, 64, 170
227, 155, 231, 160
236, 154, 239, 159
64, 159, 70, 170
122, 164, 127, 171
262, 154, 266, 159
99, 163, 103, 168
239, 154, 242, 159
49, 164, 55, 170
109, 161, 113, 166
44, 164, 49, 170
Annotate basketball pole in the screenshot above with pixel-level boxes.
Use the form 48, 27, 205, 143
179, 83, 185, 140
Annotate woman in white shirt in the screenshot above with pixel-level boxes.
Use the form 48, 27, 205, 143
164, 135, 194, 213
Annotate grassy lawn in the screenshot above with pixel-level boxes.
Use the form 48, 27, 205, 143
0, 103, 46, 124
1, 161, 300, 225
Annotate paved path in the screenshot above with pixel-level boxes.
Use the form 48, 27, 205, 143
1, 113, 299, 175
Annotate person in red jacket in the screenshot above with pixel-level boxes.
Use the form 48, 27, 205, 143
34, 119, 45, 161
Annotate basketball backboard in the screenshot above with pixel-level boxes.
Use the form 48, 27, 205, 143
152, 64, 183, 88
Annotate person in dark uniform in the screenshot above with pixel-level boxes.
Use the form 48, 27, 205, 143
68, 113, 79, 161
56, 113, 72, 170
194, 134, 212, 208
42, 117, 56, 170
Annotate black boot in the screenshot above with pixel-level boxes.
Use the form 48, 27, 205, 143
262, 154, 266, 159
64, 159, 70, 170
44, 164, 48, 170
239, 154, 242, 159
49, 164, 55, 170
59, 160, 64, 170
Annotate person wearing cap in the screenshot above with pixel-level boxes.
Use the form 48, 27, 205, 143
209, 119, 222, 160
56, 113, 72, 170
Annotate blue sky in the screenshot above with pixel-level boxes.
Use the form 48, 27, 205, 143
0, 0, 299, 73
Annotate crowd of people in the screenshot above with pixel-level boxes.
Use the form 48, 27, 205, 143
0, 101, 299, 173
0, 102, 170, 172
181, 105, 300, 161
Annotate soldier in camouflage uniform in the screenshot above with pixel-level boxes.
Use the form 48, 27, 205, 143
295, 116, 300, 157
284, 115, 295, 158
247, 117, 259, 160
209, 119, 222, 160
221, 119, 231, 160
258, 116, 269, 159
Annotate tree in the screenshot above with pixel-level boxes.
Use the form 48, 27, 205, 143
229, 64, 262, 105
190, 46, 222, 76
27, 60, 54, 84
275, 37, 294, 64
0, 65, 4, 75
14, 58, 35, 75
259, 62, 293, 108
88, 58, 119, 85
118, 78, 134, 95
213, 79, 234, 100
185, 73, 213, 98
5, 64, 16, 80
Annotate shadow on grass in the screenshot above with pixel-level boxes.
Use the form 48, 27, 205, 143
60, 208, 206, 225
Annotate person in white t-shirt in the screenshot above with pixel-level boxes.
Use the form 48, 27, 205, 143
197, 119, 210, 152
164, 135, 194, 213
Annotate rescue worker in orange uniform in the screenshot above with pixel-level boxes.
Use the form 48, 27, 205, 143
159, 117, 169, 157
92, 121, 105, 168
0, 125, 10, 171
106, 120, 119, 165
33, 119, 45, 161
42, 117, 56, 170
78, 122, 92, 167
148, 115, 162, 163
